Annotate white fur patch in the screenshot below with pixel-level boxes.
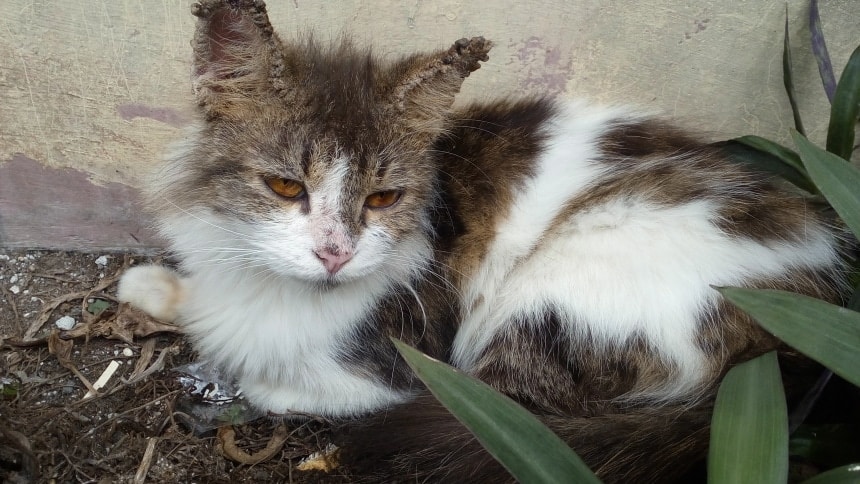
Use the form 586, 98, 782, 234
452, 103, 841, 401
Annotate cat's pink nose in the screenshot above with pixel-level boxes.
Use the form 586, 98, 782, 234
314, 248, 353, 275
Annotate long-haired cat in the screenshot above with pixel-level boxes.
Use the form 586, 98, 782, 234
118, 0, 848, 481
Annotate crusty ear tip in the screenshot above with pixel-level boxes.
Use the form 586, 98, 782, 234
190, 2, 206, 17
445, 36, 492, 74
453, 36, 493, 55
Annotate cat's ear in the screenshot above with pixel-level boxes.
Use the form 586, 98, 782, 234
384, 37, 492, 133
190, 0, 289, 118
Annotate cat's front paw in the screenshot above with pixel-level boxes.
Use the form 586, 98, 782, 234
117, 265, 187, 323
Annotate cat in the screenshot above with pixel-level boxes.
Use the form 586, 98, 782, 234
117, 0, 848, 482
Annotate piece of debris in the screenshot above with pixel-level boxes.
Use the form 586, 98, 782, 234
173, 360, 264, 432
83, 360, 121, 399
176, 361, 239, 404
55, 315, 76, 330
296, 443, 340, 472
216, 424, 289, 465
122, 347, 134, 357
94, 255, 109, 267
9, 285, 20, 294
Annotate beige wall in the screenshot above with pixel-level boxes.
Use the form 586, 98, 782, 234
1, 0, 858, 250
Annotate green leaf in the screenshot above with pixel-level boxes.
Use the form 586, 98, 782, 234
0, 381, 18, 400
783, 9, 806, 136
802, 464, 860, 484
826, 44, 860, 160
708, 352, 788, 484
392, 339, 601, 484
736, 135, 806, 172
793, 131, 860, 239
716, 287, 860, 388
809, 0, 837, 102
86, 298, 111, 317
723, 136, 816, 193
790, 424, 860, 469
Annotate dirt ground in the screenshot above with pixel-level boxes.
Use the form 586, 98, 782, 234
0, 249, 347, 483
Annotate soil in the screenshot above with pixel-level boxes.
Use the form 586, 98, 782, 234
0, 249, 347, 483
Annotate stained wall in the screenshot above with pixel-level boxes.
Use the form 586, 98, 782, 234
1, 1, 857, 249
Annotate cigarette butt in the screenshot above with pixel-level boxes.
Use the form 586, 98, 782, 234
84, 360, 121, 399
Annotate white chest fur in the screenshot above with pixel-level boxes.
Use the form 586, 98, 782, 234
179, 262, 409, 415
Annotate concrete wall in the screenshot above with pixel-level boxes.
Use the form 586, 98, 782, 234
1, 0, 858, 250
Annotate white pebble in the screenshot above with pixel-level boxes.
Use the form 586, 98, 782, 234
9, 285, 20, 294
9, 274, 18, 284
55, 315, 76, 330
122, 348, 134, 357
95, 255, 109, 267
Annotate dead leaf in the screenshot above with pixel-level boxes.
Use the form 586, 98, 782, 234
47, 329, 74, 368
117, 304, 181, 338
60, 304, 180, 345
129, 338, 157, 381
216, 424, 288, 465
47, 329, 98, 396
23, 267, 125, 341
123, 340, 180, 385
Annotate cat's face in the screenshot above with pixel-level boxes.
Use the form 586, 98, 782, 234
170, 109, 437, 286
153, 1, 489, 286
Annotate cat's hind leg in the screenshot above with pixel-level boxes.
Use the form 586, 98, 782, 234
117, 265, 187, 323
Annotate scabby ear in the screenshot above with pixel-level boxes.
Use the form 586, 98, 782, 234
384, 37, 492, 134
190, 0, 288, 117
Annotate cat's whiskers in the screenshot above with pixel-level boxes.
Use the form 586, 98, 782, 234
161, 199, 256, 241
449, 120, 512, 142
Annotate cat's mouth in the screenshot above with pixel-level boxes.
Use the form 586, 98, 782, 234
311, 278, 342, 291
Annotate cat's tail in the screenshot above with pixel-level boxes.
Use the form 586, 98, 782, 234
335, 392, 711, 484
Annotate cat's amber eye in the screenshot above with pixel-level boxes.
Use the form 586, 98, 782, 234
265, 177, 306, 199
365, 190, 402, 209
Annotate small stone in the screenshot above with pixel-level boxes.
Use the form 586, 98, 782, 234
9, 285, 20, 294
9, 274, 18, 284
95, 255, 109, 267
55, 315, 76, 330
122, 348, 134, 357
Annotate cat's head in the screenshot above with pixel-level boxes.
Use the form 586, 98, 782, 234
155, 0, 491, 287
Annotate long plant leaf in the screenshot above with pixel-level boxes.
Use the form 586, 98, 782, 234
392, 339, 601, 484
718, 137, 816, 193
809, 0, 837, 102
708, 351, 788, 484
826, 44, 860, 160
783, 8, 806, 135
793, 131, 860, 238
801, 463, 860, 484
791, 424, 860, 470
736, 135, 806, 172
716, 287, 860, 388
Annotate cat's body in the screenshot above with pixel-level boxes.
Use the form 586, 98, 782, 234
118, 1, 848, 482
